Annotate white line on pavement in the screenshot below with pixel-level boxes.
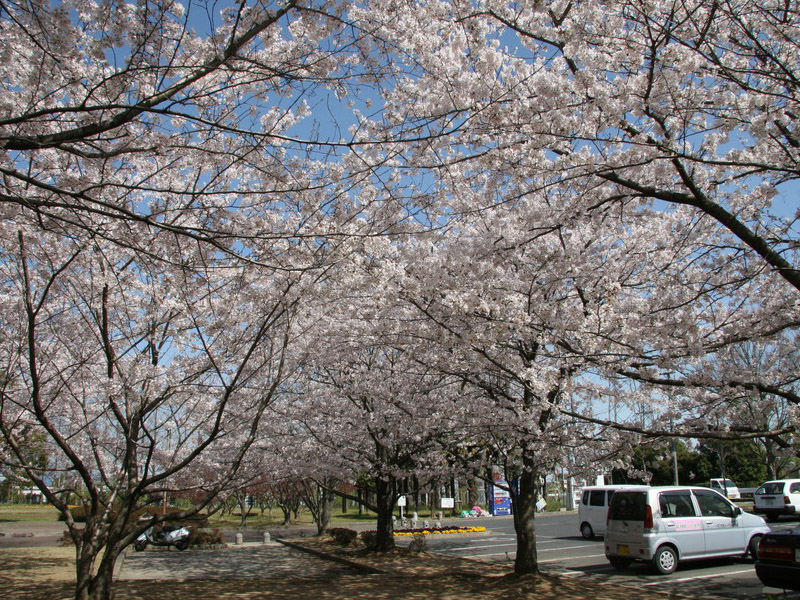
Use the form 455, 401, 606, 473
538, 553, 607, 564
639, 567, 758, 585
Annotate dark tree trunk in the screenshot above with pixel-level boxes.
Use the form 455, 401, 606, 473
373, 477, 396, 552
511, 460, 539, 574
467, 474, 479, 509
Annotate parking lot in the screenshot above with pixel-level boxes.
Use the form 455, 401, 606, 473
409, 513, 800, 600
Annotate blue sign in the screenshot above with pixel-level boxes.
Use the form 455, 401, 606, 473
489, 466, 513, 516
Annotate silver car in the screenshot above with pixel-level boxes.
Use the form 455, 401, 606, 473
605, 485, 769, 574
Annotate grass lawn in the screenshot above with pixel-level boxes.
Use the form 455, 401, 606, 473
0, 502, 386, 529
0, 503, 60, 522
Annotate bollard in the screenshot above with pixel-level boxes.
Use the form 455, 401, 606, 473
235, 532, 243, 545
435, 521, 441, 529
263, 531, 271, 544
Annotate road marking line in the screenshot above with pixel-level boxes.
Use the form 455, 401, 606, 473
639, 567, 757, 585
439, 542, 517, 552
538, 553, 606, 564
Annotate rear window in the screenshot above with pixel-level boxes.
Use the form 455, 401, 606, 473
608, 491, 647, 521
757, 482, 786, 495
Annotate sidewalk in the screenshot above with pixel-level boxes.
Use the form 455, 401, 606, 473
0, 520, 65, 548
118, 541, 363, 581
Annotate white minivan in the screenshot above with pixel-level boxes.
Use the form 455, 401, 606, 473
578, 485, 641, 539
754, 479, 800, 521
605, 486, 769, 574
709, 478, 740, 500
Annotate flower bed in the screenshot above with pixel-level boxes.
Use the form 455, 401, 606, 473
393, 525, 486, 536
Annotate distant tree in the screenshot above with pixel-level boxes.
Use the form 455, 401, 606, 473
696, 440, 772, 488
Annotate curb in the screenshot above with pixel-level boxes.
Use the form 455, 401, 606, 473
277, 539, 386, 574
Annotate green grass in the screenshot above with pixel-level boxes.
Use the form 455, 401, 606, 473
206, 508, 382, 529
0, 504, 61, 522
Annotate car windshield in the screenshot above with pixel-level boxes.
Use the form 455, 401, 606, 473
608, 492, 647, 520
757, 482, 785, 495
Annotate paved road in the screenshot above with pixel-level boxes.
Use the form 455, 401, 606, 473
408, 512, 800, 600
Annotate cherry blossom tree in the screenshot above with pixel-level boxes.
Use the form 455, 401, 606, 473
0, 221, 303, 599
288, 298, 469, 552
340, 0, 800, 573
0, 1, 404, 599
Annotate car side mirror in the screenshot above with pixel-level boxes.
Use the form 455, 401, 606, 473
733, 506, 742, 517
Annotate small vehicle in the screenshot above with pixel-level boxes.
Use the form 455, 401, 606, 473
709, 478, 740, 500
755, 526, 800, 592
134, 524, 191, 551
605, 485, 769, 574
754, 479, 800, 522
578, 484, 642, 539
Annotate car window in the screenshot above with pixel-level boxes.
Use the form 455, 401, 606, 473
609, 492, 647, 521
581, 490, 589, 505
757, 482, 785, 495
693, 489, 734, 517
791, 483, 800, 494
590, 490, 605, 506
659, 491, 697, 518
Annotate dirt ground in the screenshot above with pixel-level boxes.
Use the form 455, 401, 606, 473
1, 536, 678, 600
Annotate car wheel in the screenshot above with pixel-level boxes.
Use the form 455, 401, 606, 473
654, 545, 678, 575
748, 535, 761, 560
580, 522, 594, 540
134, 540, 147, 552
175, 539, 189, 551
609, 557, 632, 570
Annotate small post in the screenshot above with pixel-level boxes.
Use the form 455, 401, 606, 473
235, 532, 243, 545
263, 531, 271, 544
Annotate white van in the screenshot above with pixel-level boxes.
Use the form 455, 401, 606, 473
710, 478, 741, 500
605, 486, 769, 574
754, 479, 800, 521
578, 485, 641, 539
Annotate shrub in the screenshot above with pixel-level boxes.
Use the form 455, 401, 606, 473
58, 506, 86, 522
191, 527, 225, 546
408, 534, 427, 554
328, 527, 358, 546
58, 530, 75, 546
359, 530, 377, 549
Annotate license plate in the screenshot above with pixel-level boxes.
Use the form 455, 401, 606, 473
764, 498, 775, 505
617, 544, 630, 556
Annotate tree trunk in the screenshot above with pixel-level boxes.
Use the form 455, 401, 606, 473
73, 529, 124, 600
467, 474, 479, 509
373, 477, 396, 552
511, 463, 539, 574
237, 493, 249, 528
315, 487, 335, 535
430, 480, 441, 518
